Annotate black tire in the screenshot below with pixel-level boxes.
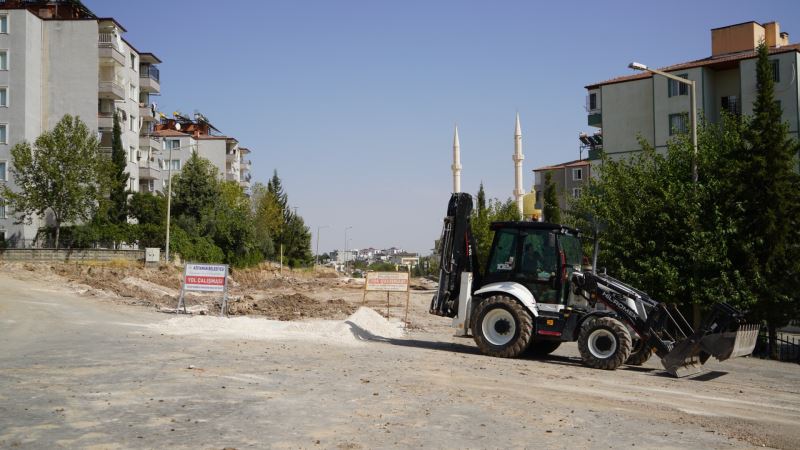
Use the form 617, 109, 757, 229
526, 340, 562, 357
577, 317, 632, 370
472, 295, 533, 358
626, 338, 653, 366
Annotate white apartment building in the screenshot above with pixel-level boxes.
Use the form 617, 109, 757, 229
585, 21, 799, 161
147, 115, 253, 194
0, 1, 160, 247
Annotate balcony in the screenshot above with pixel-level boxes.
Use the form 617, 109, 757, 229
140, 104, 155, 122
139, 65, 160, 93
98, 33, 125, 66
98, 112, 114, 129
587, 112, 602, 127
139, 134, 161, 151
239, 179, 251, 190
139, 165, 161, 180
98, 79, 125, 100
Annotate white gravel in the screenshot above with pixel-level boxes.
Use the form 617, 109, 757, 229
149, 307, 405, 346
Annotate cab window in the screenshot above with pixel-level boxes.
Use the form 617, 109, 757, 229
520, 231, 558, 281
487, 229, 517, 273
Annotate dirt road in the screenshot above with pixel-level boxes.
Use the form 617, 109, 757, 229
1, 271, 799, 449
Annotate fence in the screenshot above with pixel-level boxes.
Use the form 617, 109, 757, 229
0, 248, 144, 263
754, 329, 800, 364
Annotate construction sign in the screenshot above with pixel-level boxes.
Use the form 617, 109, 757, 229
176, 263, 229, 316
363, 271, 411, 325
365, 272, 409, 292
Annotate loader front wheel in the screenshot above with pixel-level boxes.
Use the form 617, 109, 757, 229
472, 295, 533, 358
626, 338, 653, 366
578, 317, 632, 370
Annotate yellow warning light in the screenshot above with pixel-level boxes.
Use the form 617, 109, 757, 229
546, 319, 554, 326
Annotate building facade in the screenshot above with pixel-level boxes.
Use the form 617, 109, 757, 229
150, 114, 252, 194
0, 1, 160, 247
533, 160, 592, 212
585, 21, 799, 161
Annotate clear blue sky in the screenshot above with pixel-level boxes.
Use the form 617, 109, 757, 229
85, 0, 800, 255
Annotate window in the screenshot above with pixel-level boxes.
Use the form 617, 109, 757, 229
129, 176, 136, 191
572, 188, 582, 198
668, 74, 688, 97
488, 229, 517, 274
589, 93, 597, 110
0, 160, 6, 181
129, 84, 136, 101
0, 51, 8, 70
129, 146, 135, 163
771, 60, 780, 83
130, 53, 136, 70
0, 203, 5, 219
130, 115, 136, 132
167, 139, 181, 151
0, 87, 6, 107
721, 96, 739, 115
170, 159, 181, 170
0, 15, 7, 34
572, 168, 583, 181
0, 124, 7, 143
669, 113, 688, 136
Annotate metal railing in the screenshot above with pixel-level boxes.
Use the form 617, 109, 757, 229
140, 64, 160, 82
754, 329, 800, 363
98, 32, 120, 51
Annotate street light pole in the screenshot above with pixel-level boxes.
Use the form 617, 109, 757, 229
344, 226, 352, 271
628, 62, 698, 182
164, 141, 197, 263
629, 62, 700, 326
315, 225, 329, 270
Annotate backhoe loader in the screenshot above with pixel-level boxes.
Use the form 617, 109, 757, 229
430, 193, 758, 377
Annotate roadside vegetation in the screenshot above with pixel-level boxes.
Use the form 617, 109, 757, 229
567, 42, 800, 355
1, 118, 312, 268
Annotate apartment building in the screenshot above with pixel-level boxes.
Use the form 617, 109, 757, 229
0, 1, 160, 247
532, 160, 592, 212
585, 21, 799, 161
149, 114, 252, 193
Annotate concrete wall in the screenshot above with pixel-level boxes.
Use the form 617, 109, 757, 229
197, 139, 226, 179
44, 19, 97, 132
533, 166, 590, 211
0, 248, 144, 262
600, 77, 654, 155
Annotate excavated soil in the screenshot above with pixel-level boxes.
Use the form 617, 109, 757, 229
225, 293, 356, 320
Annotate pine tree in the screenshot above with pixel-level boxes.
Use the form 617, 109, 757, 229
108, 112, 128, 224
543, 172, 561, 223
734, 42, 800, 356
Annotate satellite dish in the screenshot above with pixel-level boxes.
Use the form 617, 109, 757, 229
175, 123, 181, 130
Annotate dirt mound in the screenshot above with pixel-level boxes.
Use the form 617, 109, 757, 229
226, 293, 356, 320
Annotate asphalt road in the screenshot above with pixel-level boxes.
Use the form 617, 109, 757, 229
1, 272, 799, 449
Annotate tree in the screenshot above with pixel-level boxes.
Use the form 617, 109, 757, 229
731, 42, 800, 355
207, 181, 261, 267
568, 116, 755, 319
171, 152, 220, 222
108, 112, 129, 224
1, 115, 100, 248
543, 171, 561, 223
251, 182, 278, 258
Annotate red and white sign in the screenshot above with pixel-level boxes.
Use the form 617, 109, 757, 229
183, 263, 228, 292
365, 272, 409, 292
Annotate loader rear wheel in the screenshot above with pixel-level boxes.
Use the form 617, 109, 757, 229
578, 317, 632, 370
626, 339, 653, 366
472, 295, 533, 358
527, 341, 562, 357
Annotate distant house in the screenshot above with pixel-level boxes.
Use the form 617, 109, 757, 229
532, 160, 592, 212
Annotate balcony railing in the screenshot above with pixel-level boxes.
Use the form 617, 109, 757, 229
139, 64, 160, 82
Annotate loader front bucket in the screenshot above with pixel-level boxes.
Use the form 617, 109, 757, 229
660, 302, 758, 377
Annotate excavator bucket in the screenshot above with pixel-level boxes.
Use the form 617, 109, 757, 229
660, 303, 759, 377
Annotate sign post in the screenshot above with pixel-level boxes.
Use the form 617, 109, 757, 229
362, 272, 411, 326
176, 263, 229, 316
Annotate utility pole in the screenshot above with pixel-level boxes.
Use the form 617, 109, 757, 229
315, 225, 329, 271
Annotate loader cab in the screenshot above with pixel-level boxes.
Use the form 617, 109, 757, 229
483, 222, 582, 306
